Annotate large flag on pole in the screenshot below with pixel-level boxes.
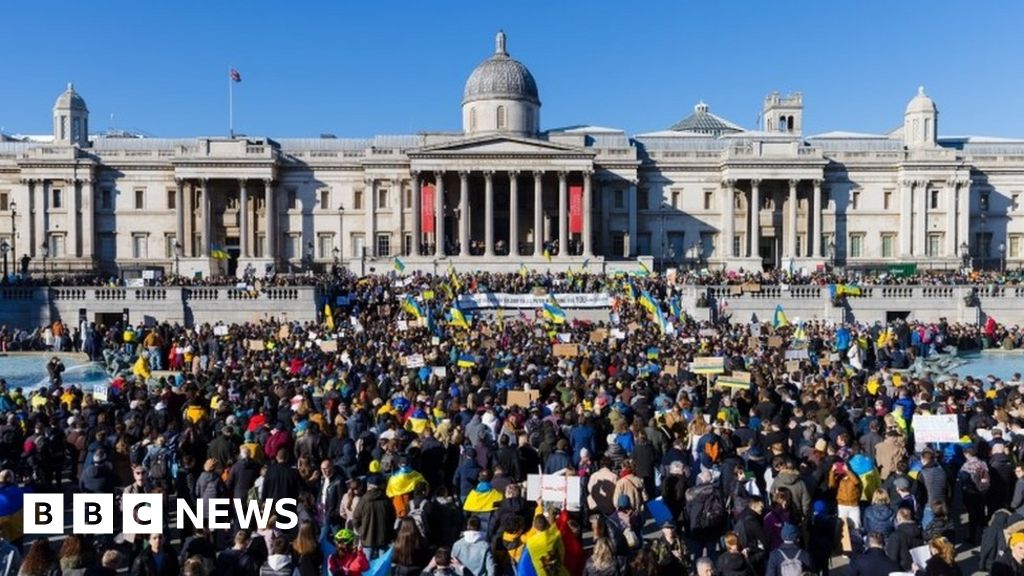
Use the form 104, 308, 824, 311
229, 68, 242, 82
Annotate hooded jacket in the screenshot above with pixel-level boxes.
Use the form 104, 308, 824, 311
885, 521, 924, 571
259, 554, 295, 576
452, 530, 496, 576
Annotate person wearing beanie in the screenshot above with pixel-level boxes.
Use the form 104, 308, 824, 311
765, 523, 811, 576
352, 470, 395, 560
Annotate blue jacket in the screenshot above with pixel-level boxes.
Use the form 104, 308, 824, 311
569, 425, 595, 466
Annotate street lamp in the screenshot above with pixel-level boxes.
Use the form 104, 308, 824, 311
8, 201, 15, 271
960, 242, 971, 270
332, 246, 340, 273
173, 241, 182, 277
0, 239, 8, 281
41, 242, 49, 281
305, 241, 314, 273
999, 242, 1006, 273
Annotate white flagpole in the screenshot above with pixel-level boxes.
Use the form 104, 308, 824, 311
228, 65, 234, 138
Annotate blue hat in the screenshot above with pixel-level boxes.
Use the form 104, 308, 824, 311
812, 500, 828, 517
782, 523, 799, 543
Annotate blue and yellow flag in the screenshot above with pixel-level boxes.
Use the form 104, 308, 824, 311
543, 247, 552, 262
386, 466, 426, 498
624, 279, 638, 301
402, 296, 424, 320
457, 353, 478, 368
646, 347, 660, 360
772, 304, 790, 328
670, 296, 683, 321
637, 260, 651, 276
519, 264, 529, 281
496, 308, 505, 332
463, 484, 504, 513
542, 296, 567, 325
517, 522, 568, 576
448, 262, 463, 292
0, 483, 26, 541
210, 245, 231, 260
393, 257, 406, 273
324, 304, 335, 331
639, 291, 658, 315
793, 320, 806, 342
449, 306, 470, 329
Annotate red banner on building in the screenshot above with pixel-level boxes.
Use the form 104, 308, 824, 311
569, 185, 583, 234
421, 184, 435, 234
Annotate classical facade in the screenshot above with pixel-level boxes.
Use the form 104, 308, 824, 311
2, 31, 1024, 276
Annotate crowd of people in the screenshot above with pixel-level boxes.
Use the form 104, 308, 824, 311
2, 268, 1024, 576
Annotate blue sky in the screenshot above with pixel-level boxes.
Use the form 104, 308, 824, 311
3, 1, 1023, 139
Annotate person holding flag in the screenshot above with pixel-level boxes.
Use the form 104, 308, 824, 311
542, 296, 567, 325
449, 306, 470, 329
773, 304, 790, 328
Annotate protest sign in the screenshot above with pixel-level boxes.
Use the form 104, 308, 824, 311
785, 360, 801, 373
397, 320, 408, 331
507, 389, 540, 408
432, 366, 447, 378
319, 340, 338, 353
278, 325, 291, 339
730, 371, 752, 383
691, 357, 725, 375
784, 349, 809, 360
247, 339, 265, 351
912, 414, 960, 443
590, 329, 607, 343
699, 328, 719, 337
553, 343, 579, 358
526, 473, 582, 511
213, 325, 229, 337
403, 354, 425, 368
715, 376, 751, 390
92, 383, 109, 403
664, 364, 679, 376
767, 336, 784, 348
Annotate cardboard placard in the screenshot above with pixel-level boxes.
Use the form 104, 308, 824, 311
912, 414, 959, 443
699, 328, 719, 337
730, 371, 752, 383
508, 389, 540, 408
481, 339, 498, 350
784, 349, 809, 360
767, 336, 784, 348
432, 366, 447, 378
715, 377, 751, 390
742, 282, 761, 293
278, 325, 291, 339
590, 329, 607, 343
213, 325, 229, 336
691, 356, 725, 375
627, 322, 640, 332
404, 354, 425, 368
664, 364, 679, 376
319, 340, 338, 353
785, 360, 801, 373
747, 336, 760, 350
92, 383, 109, 403
611, 329, 626, 340
247, 339, 265, 351
553, 343, 579, 358
397, 320, 408, 331
526, 473, 583, 511
730, 285, 743, 295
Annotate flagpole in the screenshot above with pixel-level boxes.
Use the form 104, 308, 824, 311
228, 65, 234, 138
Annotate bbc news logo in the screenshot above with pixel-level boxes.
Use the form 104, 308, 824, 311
24, 494, 299, 534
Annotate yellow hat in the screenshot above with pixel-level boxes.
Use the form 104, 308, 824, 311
1011, 532, 1024, 547
369, 460, 381, 474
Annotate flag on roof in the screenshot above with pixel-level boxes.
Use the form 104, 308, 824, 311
229, 68, 241, 82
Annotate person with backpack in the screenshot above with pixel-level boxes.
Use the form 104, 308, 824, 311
958, 445, 991, 544
765, 523, 811, 576
685, 469, 727, 561
142, 436, 172, 493
606, 495, 643, 571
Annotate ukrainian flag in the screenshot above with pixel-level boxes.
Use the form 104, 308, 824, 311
517, 521, 568, 576
463, 483, 504, 513
404, 408, 433, 435
772, 304, 790, 328
654, 306, 670, 335
449, 306, 470, 329
0, 483, 25, 541
543, 247, 552, 262
210, 245, 231, 260
639, 291, 658, 315
670, 297, 683, 321
324, 304, 335, 331
402, 296, 424, 320
496, 308, 505, 332
457, 353, 478, 368
519, 264, 529, 281
646, 347, 660, 360
542, 297, 567, 325
386, 466, 427, 498
448, 263, 463, 291
793, 321, 806, 342
624, 279, 638, 301
637, 260, 651, 276
393, 257, 406, 273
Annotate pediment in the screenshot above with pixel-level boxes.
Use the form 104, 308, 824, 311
410, 135, 591, 157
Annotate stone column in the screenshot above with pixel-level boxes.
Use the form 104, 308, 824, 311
917, 179, 928, 257
582, 170, 593, 257
533, 171, 543, 257
364, 178, 376, 257
36, 180, 47, 258
263, 179, 274, 261
393, 177, 403, 256
787, 179, 798, 258
600, 180, 611, 256
411, 172, 421, 257
81, 178, 94, 260
484, 171, 495, 257
459, 171, 469, 257
946, 178, 958, 257
900, 179, 912, 256
509, 171, 519, 257
557, 172, 568, 257
200, 179, 210, 257
239, 179, 250, 258
750, 179, 761, 259
812, 179, 822, 258
722, 180, 735, 258
435, 172, 445, 258
627, 179, 638, 257
68, 179, 79, 258
175, 179, 185, 259
958, 179, 970, 257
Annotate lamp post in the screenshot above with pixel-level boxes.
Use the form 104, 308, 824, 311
173, 241, 182, 277
0, 239, 8, 280
960, 242, 971, 271
305, 241, 314, 273
999, 242, 1006, 273
41, 242, 49, 281
332, 246, 340, 274
9, 201, 15, 271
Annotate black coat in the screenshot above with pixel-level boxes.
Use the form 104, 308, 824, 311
886, 522, 925, 571
352, 487, 396, 548
849, 548, 900, 576
130, 546, 180, 576
227, 459, 262, 499
262, 461, 301, 503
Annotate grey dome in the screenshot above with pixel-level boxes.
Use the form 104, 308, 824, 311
54, 83, 88, 111
463, 31, 540, 106
670, 101, 742, 136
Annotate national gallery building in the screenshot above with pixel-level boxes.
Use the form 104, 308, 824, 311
1, 31, 1024, 276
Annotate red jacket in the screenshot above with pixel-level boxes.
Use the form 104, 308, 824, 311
328, 549, 369, 576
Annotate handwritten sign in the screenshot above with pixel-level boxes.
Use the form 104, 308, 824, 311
403, 354, 425, 368
785, 360, 801, 373
213, 325, 229, 336
730, 371, 752, 383
664, 364, 679, 376
785, 349, 809, 360
912, 414, 960, 443
432, 366, 447, 378
92, 383, 109, 403
247, 339, 265, 351
526, 473, 583, 511
715, 376, 751, 390
590, 329, 607, 343
691, 357, 725, 375
768, 336, 784, 348
319, 340, 338, 353
507, 389, 540, 408
553, 343, 579, 358
278, 325, 291, 339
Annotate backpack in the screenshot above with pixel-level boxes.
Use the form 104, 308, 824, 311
965, 459, 991, 493
778, 549, 803, 576
703, 438, 721, 464
695, 488, 726, 530
149, 451, 169, 481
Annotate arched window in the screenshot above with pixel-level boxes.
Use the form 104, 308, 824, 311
470, 107, 477, 131
787, 116, 794, 132
496, 105, 506, 130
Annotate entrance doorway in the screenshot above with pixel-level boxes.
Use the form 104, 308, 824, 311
226, 237, 240, 276
760, 236, 779, 270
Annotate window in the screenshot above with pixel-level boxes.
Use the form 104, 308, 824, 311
975, 232, 992, 258
376, 233, 391, 257
351, 233, 366, 258
134, 189, 145, 210
287, 189, 297, 210
354, 189, 364, 210
733, 235, 742, 257
167, 189, 176, 210
849, 234, 864, 258
637, 188, 649, 210
101, 189, 112, 210
496, 105, 506, 130
700, 232, 715, 258
851, 190, 860, 210
318, 234, 334, 259
883, 190, 893, 210
377, 188, 389, 210
51, 189, 62, 209
930, 190, 940, 210
165, 235, 178, 258
612, 232, 626, 257
49, 234, 65, 258
404, 187, 412, 209
1011, 235, 1023, 259
614, 190, 624, 209
881, 233, 895, 258
0, 191, 8, 211
927, 233, 942, 257
404, 234, 412, 256
284, 235, 300, 259
72, 118, 81, 142
319, 189, 331, 209
132, 234, 148, 259
671, 190, 680, 209
980, 192, 990, 212
98, 234, 115, 260
796, 235, 804, 257
704, 191, 713, 211
1014, 193, 1021, 212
